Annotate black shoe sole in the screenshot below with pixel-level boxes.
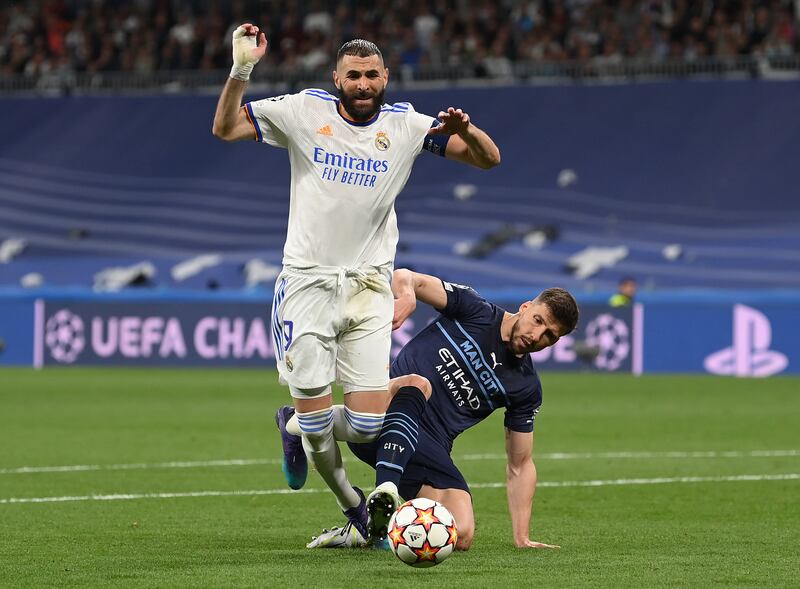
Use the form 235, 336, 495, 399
367, 494, 396, 540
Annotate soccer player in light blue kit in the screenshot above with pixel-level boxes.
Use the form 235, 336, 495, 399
287, 269, 578, 550
212, 24, 501, 540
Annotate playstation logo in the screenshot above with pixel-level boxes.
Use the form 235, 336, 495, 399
704, 305, 788, 377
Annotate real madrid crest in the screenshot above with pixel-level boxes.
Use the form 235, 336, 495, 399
375, 131, 391, 151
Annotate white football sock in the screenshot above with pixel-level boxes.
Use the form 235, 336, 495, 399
331, 405, 385, 443
286, 413, 301, 436
296, 407, 360, 509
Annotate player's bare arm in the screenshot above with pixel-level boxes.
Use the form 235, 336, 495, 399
391, 269, 448, 330
505, 428, 560, 549
212, 24, 268, 142
428, 107, 501, 169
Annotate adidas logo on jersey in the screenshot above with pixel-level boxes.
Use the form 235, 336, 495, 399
317, 125, 333, 136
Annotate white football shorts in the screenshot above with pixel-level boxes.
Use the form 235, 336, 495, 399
271, 264, 393, 396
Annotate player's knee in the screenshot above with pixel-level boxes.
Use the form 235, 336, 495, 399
296, 407, 335, 451
340, 406, 384, 442
452, 510, 474, 551
390, 374, 432, 400
455, 526, 474, 551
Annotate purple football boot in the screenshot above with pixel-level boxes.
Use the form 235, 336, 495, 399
275, 406, 307, 490
342, 486, 369, 541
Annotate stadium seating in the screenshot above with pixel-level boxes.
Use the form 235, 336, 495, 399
2, 1, 796, 81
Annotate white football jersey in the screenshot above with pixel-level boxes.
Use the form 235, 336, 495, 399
245, 89, 440, 268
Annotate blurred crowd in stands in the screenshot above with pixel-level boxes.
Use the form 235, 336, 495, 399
1, 0, 798, 79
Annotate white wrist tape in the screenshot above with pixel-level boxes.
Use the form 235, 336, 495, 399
229, 63, 254, 81
230, 24, 260, 81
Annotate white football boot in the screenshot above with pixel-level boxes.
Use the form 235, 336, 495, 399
366, 481, 402, 541
306, 522, 367, 549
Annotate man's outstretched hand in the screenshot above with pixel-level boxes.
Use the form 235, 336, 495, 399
428, 107, 471, 136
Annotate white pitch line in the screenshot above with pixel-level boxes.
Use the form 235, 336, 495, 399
462, 449, 800, 461
0, 488, 319, 505
0, 458, 280, 475
482, 473, 800, 488
2, 450, 798, 476
1, 473, 798, 505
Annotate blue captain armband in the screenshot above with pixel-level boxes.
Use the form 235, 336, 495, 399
422, 120, 450, 157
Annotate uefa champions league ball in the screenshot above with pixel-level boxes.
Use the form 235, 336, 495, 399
387, 497, 458, 568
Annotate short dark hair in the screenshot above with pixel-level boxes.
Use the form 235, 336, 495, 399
337, 39, 383, 64
535, 288, 579, 335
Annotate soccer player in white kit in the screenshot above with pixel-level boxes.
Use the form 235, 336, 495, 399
212, 23, 501, 539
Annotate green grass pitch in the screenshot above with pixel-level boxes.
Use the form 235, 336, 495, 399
1, 368, 798, 588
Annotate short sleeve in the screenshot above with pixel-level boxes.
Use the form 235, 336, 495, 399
245, 93, 302, 148
403, 105, 437, 156
440, 280, 491, 322
504, 384, 542, 433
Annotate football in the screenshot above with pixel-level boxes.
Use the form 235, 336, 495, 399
386, 497, 458, 568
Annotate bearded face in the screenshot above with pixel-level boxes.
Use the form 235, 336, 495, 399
334, 54, 388, 122
337, 83, 385, 122
507, 302, 564, 355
